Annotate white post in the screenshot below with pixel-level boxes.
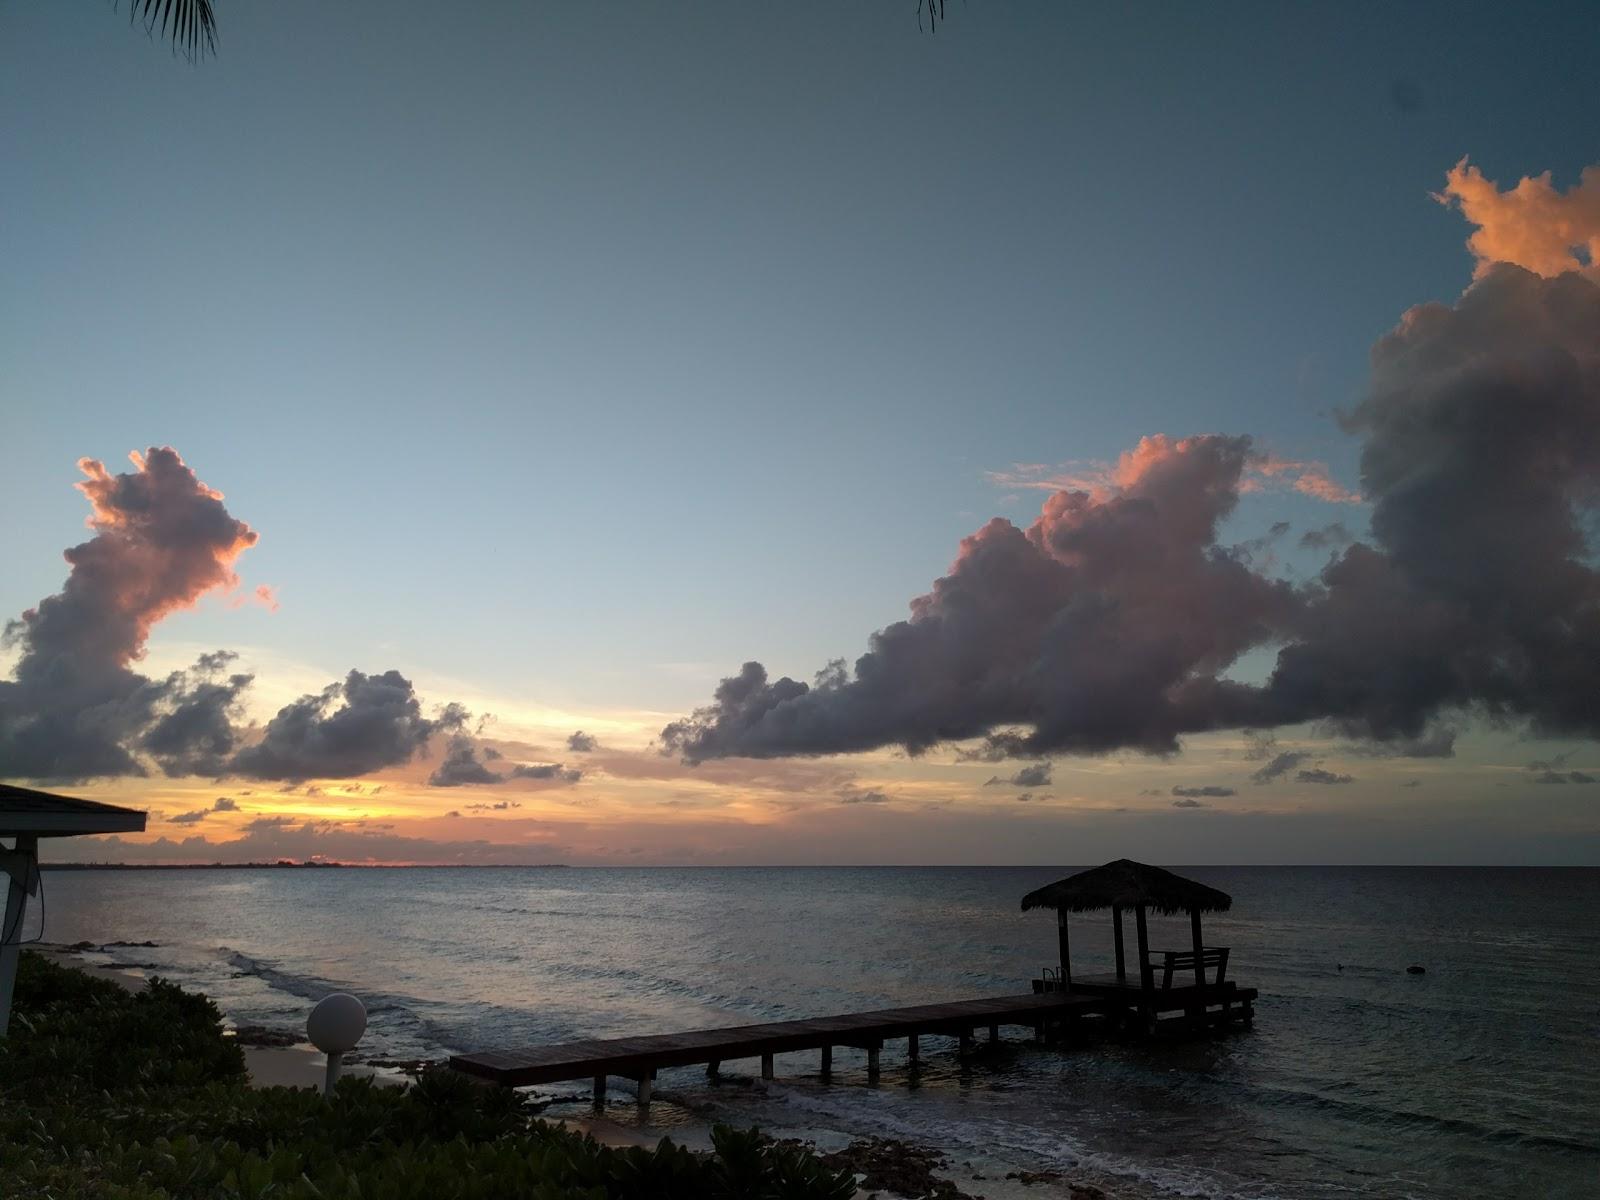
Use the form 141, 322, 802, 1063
0, 836, 40, 1039
323, 1050, 345, 1095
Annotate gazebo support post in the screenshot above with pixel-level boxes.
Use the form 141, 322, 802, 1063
0, 836, 39, 1039
1134, 903, 1153, 1031
1056, 910, 1071, 986
1190, 908, 1206, 988
1112, 903, 1126, 982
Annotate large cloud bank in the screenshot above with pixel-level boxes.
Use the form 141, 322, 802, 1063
0, 449, 479, 783
0, 450, 259, 778
663, 165, 1600, 763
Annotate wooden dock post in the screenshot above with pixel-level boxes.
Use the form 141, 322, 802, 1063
907, 1033, 919, 1063
636, 1072, 652, 1106
761, 1053, 774, 1080
867, 1045, 881, 1079
593, 1075, 606, 1101
959, 1029, 973, 1054
706, 1060, 720, 1078
820, 1045, 832, 1077
988, 1023, 1000, 1043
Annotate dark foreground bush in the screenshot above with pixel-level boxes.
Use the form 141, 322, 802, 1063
1, 952, 855, 1199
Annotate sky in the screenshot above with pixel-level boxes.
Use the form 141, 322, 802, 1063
3, 2, 1599, 865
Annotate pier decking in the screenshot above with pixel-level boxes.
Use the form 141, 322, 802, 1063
449, 983, 1255, 1099
451, 862, 1258, 1102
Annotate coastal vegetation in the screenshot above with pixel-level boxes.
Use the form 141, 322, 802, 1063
0, 952, 855, 1199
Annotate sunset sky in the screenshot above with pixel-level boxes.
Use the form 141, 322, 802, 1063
4, 3, 1599, 864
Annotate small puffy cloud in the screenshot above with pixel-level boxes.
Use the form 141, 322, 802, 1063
510, 762, 582, 784
1252, 751, 1310, 784
567, 731, 599, 753
986, 762, 1052, 788
1298, 522, 1352, 551
1297, 768, 1354, 785
428, 736, 501, 787
1172, 785, 1236, 798
837, 786, 890, 805
1172, 796, 1207, 808
166, 795, 240, 825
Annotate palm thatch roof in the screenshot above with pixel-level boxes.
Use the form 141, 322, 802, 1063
1020, 859, 1231, 916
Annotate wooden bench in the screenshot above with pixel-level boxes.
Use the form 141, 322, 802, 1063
1148, 947, 1228, 989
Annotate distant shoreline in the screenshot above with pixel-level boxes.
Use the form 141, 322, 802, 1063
39, 861, 570, 871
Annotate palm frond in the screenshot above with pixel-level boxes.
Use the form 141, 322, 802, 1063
127, 0, 218, 61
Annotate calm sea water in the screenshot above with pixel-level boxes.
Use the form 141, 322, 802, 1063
31, 866, 1600, 1199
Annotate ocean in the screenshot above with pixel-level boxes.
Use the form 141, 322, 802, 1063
30, 865, 1600, 1199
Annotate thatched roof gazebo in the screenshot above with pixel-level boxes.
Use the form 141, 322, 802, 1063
1022, 859, 1232, 1006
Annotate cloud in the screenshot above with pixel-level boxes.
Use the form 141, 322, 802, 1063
1296, 768, 1354, 785
664, 435, 1299, 761
509, 762, 582, 784
1251, 751, 1310, 783
1172, 796, 1207, 808
0, 448, 260, 780
1014, 792, 1050, 802
1437, 159, 1600, 280
1172, 784, 1236, 798
427, 736, 501, 787
465, 800, 522, 811
986, 762, 1052, 788
230, 670, 465, 781
1298, 522, 1352, 551
836, 786, 889, 805
167, 795, 240, 825
666, 173, 1600, 767
567, 731, 599, 753
1531, 769, 1596, 785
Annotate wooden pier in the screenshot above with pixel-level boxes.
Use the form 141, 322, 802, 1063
450, 861, 1257, 1102
449, 982, 1254, 1100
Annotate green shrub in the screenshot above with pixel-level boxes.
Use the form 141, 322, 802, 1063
0, 952, 856, 1200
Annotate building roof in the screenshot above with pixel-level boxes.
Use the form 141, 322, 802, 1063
0, 783, 148, 838
1020, 858, 1232, 916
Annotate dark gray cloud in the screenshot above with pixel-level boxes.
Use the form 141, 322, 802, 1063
465, 799, 521, 811
1172, 784, 1236, 798
1297, 768, 1354, 785
509, 762, 582, 784
167, 796, 240, 825
0, 449, 260, 780
986, 761, 1052, 788
1251, 750, 1311, 784
428, 736, 502, 787
1531, 768, 1596, 785
1298, 522, 1352, 551
1402, 779, 1422, 788
231, 669, 465, 782
836, 786, 889, 805
664, 266, 1600, 769
1172, 796, 1207, 808
567, 731, 599, 753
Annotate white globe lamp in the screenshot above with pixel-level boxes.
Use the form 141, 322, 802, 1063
307, 992, 366, 1094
